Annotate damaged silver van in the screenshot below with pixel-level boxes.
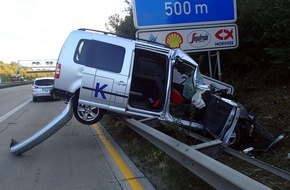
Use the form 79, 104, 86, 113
51, 28, 282, 150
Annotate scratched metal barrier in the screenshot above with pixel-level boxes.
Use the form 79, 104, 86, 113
122, 117, 290, 190
10, 95, 75, 155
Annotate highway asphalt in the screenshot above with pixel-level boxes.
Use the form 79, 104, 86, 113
0, 85, 154, 190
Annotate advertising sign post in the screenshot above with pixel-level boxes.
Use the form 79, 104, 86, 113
133, 0, 238, 80
136, 24, 239, 52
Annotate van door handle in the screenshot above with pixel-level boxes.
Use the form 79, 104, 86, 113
117, 81, 126, 86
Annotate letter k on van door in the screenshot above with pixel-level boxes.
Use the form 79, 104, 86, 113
94, 83, 108, 99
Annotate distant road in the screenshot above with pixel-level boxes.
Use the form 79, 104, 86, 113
0, 84, 32, 117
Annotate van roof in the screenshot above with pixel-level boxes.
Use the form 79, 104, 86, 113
77, 28, 171, 49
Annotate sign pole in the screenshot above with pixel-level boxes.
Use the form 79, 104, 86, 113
208, 51, 222, 81
217, 51, 222, 81
208, 51, 213, 78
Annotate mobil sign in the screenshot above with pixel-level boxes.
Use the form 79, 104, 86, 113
136, 24, 239, 52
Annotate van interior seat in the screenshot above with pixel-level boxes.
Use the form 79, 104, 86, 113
129, 57, 166, 110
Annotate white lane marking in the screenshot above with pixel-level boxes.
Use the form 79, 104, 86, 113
0, 98, 32, 123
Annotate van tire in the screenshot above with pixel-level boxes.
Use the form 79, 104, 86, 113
228, 126, 243, 148
73, 93, 106, 125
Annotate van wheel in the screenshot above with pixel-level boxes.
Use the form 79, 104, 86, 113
73, 101, 106, 125
228, 126, 242, 148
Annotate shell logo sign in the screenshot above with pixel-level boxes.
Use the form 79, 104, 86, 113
165, 32, 183, 48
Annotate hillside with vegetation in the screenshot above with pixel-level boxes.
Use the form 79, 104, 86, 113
0, 62, 53, 82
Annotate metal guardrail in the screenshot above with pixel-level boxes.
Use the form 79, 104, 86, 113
185, 129, 290, 181
10, 95, 75, 155
122, 117, 276, 190
223, 147, 290, 181
0, 81, 33, 88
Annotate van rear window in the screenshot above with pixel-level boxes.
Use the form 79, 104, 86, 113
74, 39, 125, 73
35, 79, 54, 86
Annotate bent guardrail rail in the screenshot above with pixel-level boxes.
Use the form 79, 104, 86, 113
122, 117, 274, 190
10, 95, 75, 156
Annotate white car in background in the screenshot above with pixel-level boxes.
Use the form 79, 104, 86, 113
32, 77, 54, 102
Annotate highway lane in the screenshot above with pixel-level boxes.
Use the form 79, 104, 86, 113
0, 84, 32, 117
0, 85, 154, 190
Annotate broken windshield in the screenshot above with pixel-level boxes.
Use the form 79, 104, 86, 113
172, 49, 205, 88
172, 49, 198, 67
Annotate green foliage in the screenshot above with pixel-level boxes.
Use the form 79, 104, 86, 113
217, 0, 290, 85
236, 0, 290, 63
0, 62, 53, 82
115, 13, 137, 38
105, 0, 136, 37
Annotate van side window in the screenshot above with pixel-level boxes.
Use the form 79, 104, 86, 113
74, 39, 125, 73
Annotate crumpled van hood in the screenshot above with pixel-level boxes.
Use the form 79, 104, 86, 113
172, 49, 199, 67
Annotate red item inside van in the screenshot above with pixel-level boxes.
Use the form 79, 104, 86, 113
171, 87, 184, 104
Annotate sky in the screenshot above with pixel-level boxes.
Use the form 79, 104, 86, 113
0, 0, 128, 63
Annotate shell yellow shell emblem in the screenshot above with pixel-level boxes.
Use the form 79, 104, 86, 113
165, 32, 183, 48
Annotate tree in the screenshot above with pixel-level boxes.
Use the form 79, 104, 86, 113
0, 62, 53, 82
236, 0, 290, 65
105, 14, 123, 33
218, 0, 290, 85
105, 0, 136, 37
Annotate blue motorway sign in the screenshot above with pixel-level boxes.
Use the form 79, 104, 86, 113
133, 0, 237, 29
